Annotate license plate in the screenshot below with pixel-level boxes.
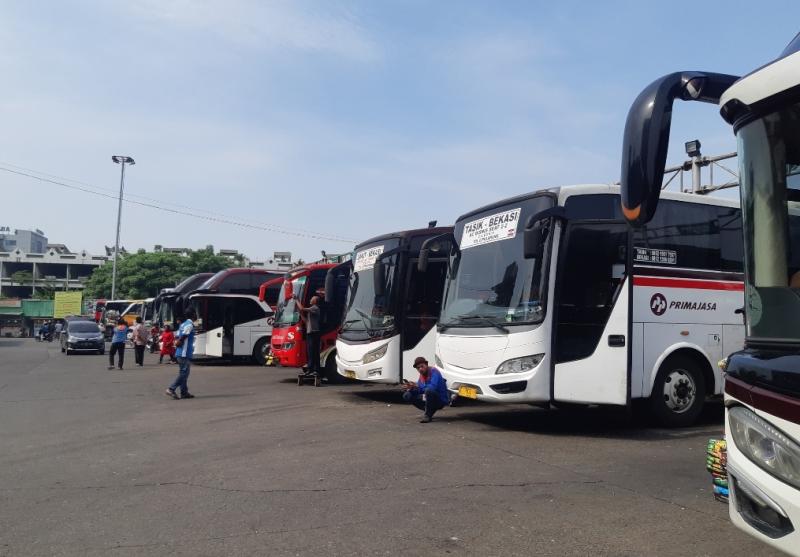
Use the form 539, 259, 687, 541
458, 385, 478, 399
344, 370, 356, 379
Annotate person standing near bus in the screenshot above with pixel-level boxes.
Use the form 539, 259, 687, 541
132, 316, 148, 367
108, 318, 128, 370
402, 357, 449, 423
295, 295, 321, 376
165, 308, 196, 400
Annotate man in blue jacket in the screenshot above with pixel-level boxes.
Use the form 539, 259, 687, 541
165, 308, 196, 400
402, 356, 449, 423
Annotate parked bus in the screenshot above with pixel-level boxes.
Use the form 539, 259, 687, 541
620, 35, 800, 554
425, 185, 743, 427
269, 262, 350, 380
336, 226, 453, 384
188, 292, 274, 365
153, 272, 215, 328
197, 268, 283, 297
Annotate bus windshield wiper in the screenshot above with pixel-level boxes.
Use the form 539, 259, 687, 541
455, 315, 509, 334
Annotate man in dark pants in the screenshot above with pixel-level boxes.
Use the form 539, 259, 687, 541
295, 295, 321, 377
402, 356, 449, 423
132, 316, 148, 367
165, 308, 196, 400
108, 318, 128, 370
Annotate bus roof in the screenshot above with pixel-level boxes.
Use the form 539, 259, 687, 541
455, 183, 739, 223
355, 226, 454, 251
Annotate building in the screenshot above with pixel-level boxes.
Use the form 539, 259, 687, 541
0, 247, 107, 298
0, 227, 48, 254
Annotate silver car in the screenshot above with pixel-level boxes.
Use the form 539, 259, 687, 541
61, 320, 105, 355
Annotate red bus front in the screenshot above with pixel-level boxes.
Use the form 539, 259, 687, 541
269, 264, 339, 370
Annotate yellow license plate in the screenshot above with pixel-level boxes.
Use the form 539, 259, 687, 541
344, 370, 356, 379
458, 385, 478, 399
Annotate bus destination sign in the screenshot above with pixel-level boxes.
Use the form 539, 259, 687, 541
461, 208, 521, 250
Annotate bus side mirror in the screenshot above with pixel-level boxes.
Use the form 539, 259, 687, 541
621, 71, 738, 226
324, 271, 334, 303
374, 261, 385, 297
418, 249, 429, 272
523, 207, 564, 259
283, 281, 292, 301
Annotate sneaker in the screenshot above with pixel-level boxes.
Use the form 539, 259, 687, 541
164, 389, 179, 400
181, 393, 195, 399
420, 415, 432, 423
107, 366, 114, 370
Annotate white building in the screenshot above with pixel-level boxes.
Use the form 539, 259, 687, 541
0, 247, 107, 298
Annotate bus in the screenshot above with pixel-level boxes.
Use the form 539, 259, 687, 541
188, 292, 274, 365
620, 34, 800, 554
269, 262, 350, 380
335, 226, 453, 384
425, 185, 743, 427
153, 272, 215, 328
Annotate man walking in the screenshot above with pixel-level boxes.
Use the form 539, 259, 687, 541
108, 318, 128, 370
295, 295, 321, 377
402, 357, 449, 423
165, 308, 196, 400
132, 316, 148, 367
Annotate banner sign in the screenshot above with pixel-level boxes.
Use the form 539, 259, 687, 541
53, 291, 83, 318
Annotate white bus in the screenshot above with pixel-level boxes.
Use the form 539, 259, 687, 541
425, 184, 743, 426
335, 226, 453, 383
189, 293, 274, 365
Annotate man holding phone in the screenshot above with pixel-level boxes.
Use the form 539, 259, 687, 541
402, 356, 449, 423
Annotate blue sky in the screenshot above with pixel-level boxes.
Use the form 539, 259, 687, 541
1, 1, 797, 262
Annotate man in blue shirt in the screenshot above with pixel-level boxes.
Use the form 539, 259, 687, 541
402, 356, 449, 423
165, 308, 196, 400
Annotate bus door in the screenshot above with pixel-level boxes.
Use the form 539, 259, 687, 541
401, 257, 448, 381
194, 295, 224, 357
553, 221, 631, 405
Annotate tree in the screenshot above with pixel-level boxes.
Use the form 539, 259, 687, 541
83, 249, 239, 299
10, 270, 33, 285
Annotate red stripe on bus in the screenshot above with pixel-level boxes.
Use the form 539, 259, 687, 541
633, 276, 744, 291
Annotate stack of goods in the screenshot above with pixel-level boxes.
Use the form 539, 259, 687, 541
707, 438, 729, 502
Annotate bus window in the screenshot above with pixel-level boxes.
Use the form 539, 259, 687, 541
232, 298, 266, 325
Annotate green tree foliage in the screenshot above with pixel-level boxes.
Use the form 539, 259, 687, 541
11, 270, 33, 285
83, 249, 242, 299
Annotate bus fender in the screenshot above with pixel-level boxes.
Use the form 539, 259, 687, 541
645, 342, 717, 398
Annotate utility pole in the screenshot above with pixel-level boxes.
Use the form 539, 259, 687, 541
110, 156, 135, 300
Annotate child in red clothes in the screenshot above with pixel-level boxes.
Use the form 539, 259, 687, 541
159, 324, 177, 364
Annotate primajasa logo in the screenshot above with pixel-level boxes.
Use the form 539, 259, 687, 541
650, 293, 667, 316
650, 292, 718, 316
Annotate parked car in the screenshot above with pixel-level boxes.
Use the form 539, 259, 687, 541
61, 319, 105, 355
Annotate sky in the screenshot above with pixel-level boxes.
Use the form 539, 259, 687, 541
1, 1, 798, 262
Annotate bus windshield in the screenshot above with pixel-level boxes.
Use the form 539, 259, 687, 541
340, 239, 401, 341
440, 195, 553, 328
273, 275, 307, 327
738, 101, 800, 345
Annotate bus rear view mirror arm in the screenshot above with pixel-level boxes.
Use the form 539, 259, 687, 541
620, 71, 739, 226
524, 206, 566, 259
418, 232, 458, 272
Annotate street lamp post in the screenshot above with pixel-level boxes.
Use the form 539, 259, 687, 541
110, 155, 135, 300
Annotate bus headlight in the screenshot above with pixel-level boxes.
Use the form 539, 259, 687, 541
729, 406, 800, 490
362, 343, 388, 364
496, 354, 544, 375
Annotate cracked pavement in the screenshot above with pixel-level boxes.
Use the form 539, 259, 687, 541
0, 338, 782, 556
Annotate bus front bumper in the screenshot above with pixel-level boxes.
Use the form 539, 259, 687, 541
335, 353, 398, 383
442, 363, 548, 403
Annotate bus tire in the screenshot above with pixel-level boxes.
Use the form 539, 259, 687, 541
323, 352, 346, 384
252, 337, 269, 366
649, 354, 706, 428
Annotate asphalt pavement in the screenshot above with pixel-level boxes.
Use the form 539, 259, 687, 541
0, 338, 783, 556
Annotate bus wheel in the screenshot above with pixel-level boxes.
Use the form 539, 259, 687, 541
649, 355, 706, 428
252, 338, 269, 366
323, 353, 345, 384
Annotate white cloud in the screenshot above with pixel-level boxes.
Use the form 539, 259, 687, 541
125, 0, 380, 62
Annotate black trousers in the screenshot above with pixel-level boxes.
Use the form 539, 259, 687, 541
109, 342, 125, 368
134, 345, 145, 366
403, 388, 445, 418
306, 332, 321, 373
